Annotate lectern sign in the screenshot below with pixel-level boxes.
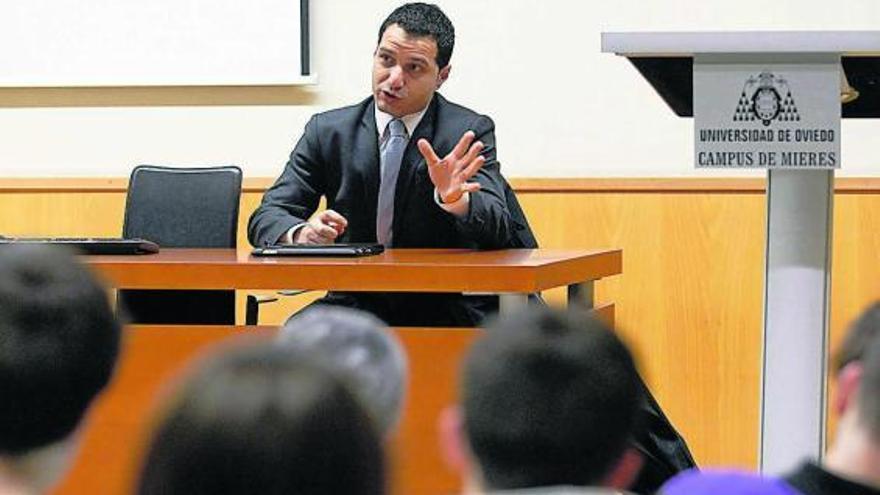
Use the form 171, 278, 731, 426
694, 60, 840, 168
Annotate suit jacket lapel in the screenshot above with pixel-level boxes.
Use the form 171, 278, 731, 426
358, 100, 381, 240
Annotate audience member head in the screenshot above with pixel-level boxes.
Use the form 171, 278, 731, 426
822, 301, 880, 487
859, 315, 880, 443
278, 306, 407, 436
137, 342, 385, 495
0, 245, 121, 492
834, 302, 880, 437
661, 470, 801, 495
441, 306, 644, 493
837, 301, 880, 372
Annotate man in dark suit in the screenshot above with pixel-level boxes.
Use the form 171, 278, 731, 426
249, 3, 526, 327
249, 4, 697, 487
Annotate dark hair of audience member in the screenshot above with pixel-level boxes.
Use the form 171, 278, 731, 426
0, 245, 121, 455
834, 302, 880, 441
462, 307, 643, 490
856, 314, 880, 441
378, 2, 455, 68
836, 301, 880, 371
278, 306, 407, 436
137, 342, 385, 495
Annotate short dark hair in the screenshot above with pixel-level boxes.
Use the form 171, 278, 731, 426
861, 334, 880, 442
278, 306, 407, 436
0, 245, 121, 455
836, 302, 880, 371
462, 307, 643, 490
378, 3, 455, 68
137, 342, 385, 495
839, 302, 880, 440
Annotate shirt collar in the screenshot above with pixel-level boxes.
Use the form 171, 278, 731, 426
374, 101, 429, 140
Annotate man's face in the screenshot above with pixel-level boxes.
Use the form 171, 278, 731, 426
372, 24, 450, 118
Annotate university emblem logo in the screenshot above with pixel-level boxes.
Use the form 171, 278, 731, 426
733, 72, 800, 127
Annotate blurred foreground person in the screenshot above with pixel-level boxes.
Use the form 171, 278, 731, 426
137, 343, 385, 495
278, 306, 407, 437
441, 307, 644, 494
0, 245, 121, 494
784, 302, 880, 495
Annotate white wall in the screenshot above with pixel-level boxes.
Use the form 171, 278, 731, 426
1, 0, 877, 178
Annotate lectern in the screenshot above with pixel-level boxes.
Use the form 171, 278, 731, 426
602, 31, 880, 473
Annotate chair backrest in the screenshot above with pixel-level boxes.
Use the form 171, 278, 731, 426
123, 165, 242, 247
119, 165, 242, 324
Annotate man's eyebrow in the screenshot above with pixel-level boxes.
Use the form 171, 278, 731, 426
406, 55, 430, 66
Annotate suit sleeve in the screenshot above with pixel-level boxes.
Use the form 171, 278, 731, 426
247, 116, 325, 247
452, 115, 514, 249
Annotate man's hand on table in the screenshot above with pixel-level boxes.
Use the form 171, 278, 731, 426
292, 210, 348, 244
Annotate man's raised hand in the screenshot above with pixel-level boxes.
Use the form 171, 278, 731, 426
418, 130, 484, 204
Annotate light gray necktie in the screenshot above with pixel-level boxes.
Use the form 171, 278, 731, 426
376, 118, 407, 245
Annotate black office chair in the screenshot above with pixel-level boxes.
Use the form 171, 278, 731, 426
117, 165, 242, 325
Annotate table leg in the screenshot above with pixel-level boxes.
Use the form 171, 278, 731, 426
568, 281, 594, 310
499, 293, 529, 315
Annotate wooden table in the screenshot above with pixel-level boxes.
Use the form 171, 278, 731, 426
87, 247, 622, 312
54, 248, 621, 495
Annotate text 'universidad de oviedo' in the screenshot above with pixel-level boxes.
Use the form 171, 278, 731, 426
698, 128, 835, 143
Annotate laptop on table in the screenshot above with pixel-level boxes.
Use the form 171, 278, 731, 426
251, 243, 384, 257
0, 236, 160, 255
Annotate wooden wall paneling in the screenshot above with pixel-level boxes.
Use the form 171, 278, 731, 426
0, 191, 125, 237
831, 193, 880, 340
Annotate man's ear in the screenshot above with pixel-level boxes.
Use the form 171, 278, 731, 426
602, 447, 644, 490
438, 405, 469, 473
436, 64, 451, 89
834, 361, 863, 416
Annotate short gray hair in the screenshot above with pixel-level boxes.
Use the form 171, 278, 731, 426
277, 306, 407, 436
